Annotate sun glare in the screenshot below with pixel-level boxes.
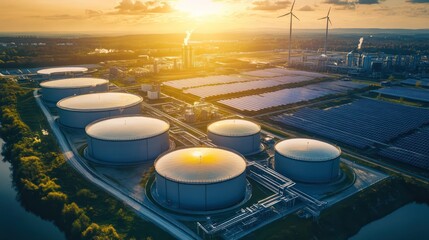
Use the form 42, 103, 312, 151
175, 0, 223, 17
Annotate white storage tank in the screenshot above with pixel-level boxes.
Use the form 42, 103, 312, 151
37, 67, 88, 78
207, 119, 261, 155
274, 138, 341, 183
86, 116, 170, 164
57, 92, 143, 128
154, 147, 247, 211
40, 77, 109, 104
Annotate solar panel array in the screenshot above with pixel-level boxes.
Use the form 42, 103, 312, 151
163, 75, 254, 90
183, 75, 313, 98
378, 128, 429, 170
218, 81, 368, 111
271, 99, 429, 150
401, 78, 429, 88
371, 87, 429, 103
242, 68, 328, 78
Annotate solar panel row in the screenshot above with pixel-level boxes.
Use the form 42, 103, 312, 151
219, 81, 367, 111
371, 87, 429, 103
183, 75, 313, 98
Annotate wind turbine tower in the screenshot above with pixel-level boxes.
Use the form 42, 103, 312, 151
319, 7, 332, 56
278, 0, 299, 66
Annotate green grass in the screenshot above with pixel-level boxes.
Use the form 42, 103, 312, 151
16, 90, 49, 132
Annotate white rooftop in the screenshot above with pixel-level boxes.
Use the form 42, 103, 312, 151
86, 116, 169, 141
57, 92, 142, 112
37, 67, 88, 75
207, 119, 261, 137
275, 138, 341, 162
40, 78, 108, 89
155, 147, 246, 184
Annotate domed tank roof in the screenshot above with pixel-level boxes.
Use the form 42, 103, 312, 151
155, 147, 246, 184
37, 67, 88, 75
275, 138, 341, 162
40, 78, 108, 89
207, 119, 260, 137
57, 92, 142, 112
86, 116, 169, 141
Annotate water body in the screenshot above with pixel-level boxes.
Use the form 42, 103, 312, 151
350, 202, 429, 240
0, 139, 65, 240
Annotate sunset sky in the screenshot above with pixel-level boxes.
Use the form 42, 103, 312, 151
1, 0, 428, 34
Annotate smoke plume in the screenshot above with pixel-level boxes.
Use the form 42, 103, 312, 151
358, 37, 364, 50
184, 30, 194, 46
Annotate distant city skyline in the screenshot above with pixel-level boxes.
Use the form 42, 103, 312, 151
0, 0, 428, 33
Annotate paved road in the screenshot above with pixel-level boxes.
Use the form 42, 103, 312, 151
33, 90, 200, 240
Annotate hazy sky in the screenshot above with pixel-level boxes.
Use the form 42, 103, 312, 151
0, 0, 428, 33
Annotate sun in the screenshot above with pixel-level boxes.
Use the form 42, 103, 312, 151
174, 0, 223, 17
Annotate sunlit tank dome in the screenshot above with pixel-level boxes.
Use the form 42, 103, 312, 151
40, 78, 109, 104
274, 138, 341, 183
154, 147, 247, 211
85, 116, 170, 164
57, 92, 143, 128
37, 67, 88, 75
207, 119, 261, 155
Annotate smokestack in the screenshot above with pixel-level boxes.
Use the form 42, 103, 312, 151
182, 30, 194, 69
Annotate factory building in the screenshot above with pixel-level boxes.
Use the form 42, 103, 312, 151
207, 119, 261, 156
40, 77, 109, 104
274, 138, 341, 183
85, 116, 170, 164
154, 147, 247, 211
57, 92, 143, 128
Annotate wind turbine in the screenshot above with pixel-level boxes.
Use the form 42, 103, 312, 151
278, 0, 299, 66
318, 7, 332, 56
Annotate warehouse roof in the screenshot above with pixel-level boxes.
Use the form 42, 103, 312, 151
57, 92, 142, 112
155, 147, 246, 184
86, 116, 169, 141
37, 67, 88, 75
207, 119, 260, 137
275, 138, 341, 162
40, 78, 108, 89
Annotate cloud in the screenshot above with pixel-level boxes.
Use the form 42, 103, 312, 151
299, 5, 315, 11
407, 0, 429, 3
31, 14, 84, 20
114, 0, 173, 14
251, 0, 291, 11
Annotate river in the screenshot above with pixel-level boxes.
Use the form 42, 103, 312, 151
0, 138, 65, 240
350, 202, 429, 240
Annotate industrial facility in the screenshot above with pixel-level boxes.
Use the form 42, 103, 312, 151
274, 138, 341, 183
57, 92, 143, 128
154, 147, 247, 212
207, 119, 261, 155
40, 77, 109, 104
85, 115, 170, 164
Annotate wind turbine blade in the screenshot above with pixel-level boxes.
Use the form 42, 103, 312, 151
328, 18, 332, 25
291, 0, 296, 12
278, 12, 291, 18
292, 13, 300, 21
318, 17, 327, 20
328, 7, 331, 17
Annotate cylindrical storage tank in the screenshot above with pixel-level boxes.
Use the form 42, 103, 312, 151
155, 147, 247, 211
37, 67, 88, 78
274, 138, 341, 183
40, 78, 109, 104
57, 92, 143, 128
86, 116, 170, 164
207, 119, 261, 155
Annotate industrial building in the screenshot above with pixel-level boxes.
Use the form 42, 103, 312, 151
85, 115, 170, 164
154, 147, 247, 212
274, 138, 341, 183
40, 77, 109, 104
207, 119, 261, 155
57, 92, 143, 128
